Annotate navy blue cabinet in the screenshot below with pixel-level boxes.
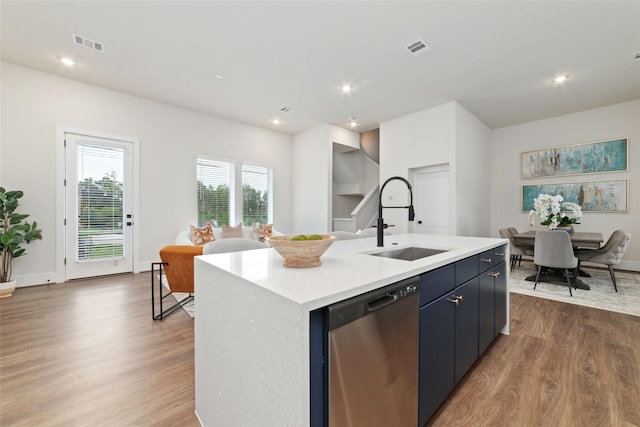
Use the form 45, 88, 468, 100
419, 291, 455, 425
479, 245, 507, 355
454, 277, 479, 384
418, 245, 506, 426
418, 258, 480, 426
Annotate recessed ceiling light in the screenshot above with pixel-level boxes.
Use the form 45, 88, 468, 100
60, 57, 75, 66
272, 118, 280, 125
215, 74, 224, 80
349, 117, 357, 128
342, 84, 352, 94
552, 74, 569, 84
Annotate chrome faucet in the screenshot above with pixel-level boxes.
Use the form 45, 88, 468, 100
377, 176, 415, 247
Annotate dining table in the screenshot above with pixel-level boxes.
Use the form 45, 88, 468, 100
512, 230, 604, 290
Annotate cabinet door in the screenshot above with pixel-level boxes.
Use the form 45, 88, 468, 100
454, 278, 479, 384
494, 261, 507, 336
419, 293, 455, 427
478, 269, 495, 356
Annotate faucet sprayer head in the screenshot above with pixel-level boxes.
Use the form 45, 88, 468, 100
408, 205, 415, 221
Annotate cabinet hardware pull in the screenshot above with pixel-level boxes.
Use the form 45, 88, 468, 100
482, 258, 492, 263
488, 272, 500, 278
496, 252, 505, 256
447, 295, 464, 306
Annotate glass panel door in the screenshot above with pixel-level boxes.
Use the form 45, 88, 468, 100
65, 133, 133, 279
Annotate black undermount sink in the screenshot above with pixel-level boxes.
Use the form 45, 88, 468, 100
369, 246, 449, 261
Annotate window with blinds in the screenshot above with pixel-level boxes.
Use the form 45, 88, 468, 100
242, 164, 271, 226
76, 143, 125, 261
197, 158, 232, 227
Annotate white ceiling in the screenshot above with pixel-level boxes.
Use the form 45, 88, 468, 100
2, 1, 639, 135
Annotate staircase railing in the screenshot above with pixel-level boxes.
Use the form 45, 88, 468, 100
351, 185, 379, 231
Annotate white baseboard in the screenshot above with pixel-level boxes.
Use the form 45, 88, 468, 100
616, 260, 639, 273
13, 272, 58, 287
580, 260, 640, 273
13, 262, 153, 288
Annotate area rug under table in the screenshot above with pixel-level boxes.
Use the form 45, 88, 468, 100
509, 262, 640, 317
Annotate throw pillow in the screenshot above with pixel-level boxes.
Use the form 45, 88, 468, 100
222, 222, 243, 238
251, 223, 273, 242
190, 222, 215, 245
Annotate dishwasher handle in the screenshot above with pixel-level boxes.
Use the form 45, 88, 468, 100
367, 292, 398, 312
327, 275, 420, 331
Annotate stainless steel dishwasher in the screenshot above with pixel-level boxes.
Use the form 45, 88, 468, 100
327, 276, 420, 427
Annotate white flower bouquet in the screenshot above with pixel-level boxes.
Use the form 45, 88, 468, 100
528, 194, 582, 230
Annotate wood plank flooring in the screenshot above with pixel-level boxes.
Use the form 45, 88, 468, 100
0, 273, 200, 426
429, 291, 640, 426
1, 272, 639, 426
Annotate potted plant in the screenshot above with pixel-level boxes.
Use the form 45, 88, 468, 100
1, 187, 43, 298
528, 193, 582, 231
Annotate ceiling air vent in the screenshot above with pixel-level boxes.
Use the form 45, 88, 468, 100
405, 39, 430, 56
72, 33, 104, 53
279, 106, 294, 113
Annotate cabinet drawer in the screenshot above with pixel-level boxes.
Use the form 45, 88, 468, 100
455, 255, 478, 286
420, 264, 455, 306
493, 245, 507, 264
478, 249, 494, 273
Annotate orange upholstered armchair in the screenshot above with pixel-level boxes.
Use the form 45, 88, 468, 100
151, 245, 203, 320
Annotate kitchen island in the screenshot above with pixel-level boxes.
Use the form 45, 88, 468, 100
194, 233, 508, 426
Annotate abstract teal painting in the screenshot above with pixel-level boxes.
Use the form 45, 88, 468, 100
521, 138, 627, 179
522, 180, 628, 212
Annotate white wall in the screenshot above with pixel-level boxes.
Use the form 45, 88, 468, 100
455, 102, 492, 237
380, 102, 456, 234
292, 125, 331, 234
1, 61, 292, 286
491, 99, 640, 271
292, 124, 359, 234
380, 101, 491, 238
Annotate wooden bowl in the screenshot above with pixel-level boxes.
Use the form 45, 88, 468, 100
266, 234, 336, 268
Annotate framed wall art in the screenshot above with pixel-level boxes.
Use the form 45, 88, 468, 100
521, 138, 628, 179
521, 179, 628, 212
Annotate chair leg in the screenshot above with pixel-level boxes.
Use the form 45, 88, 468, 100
564, 268, 573, 296
572, 268, 578, 290
534, 265, 542, 289
608, 265, 619, 293
518, 255, 522, 267
152, 261, 194, 320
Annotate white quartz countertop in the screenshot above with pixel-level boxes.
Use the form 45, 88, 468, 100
195, 233, 507, 311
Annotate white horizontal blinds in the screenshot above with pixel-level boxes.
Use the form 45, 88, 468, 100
197, 158, 231, 227
242, 164, 270, 226
76, 143, 125, 261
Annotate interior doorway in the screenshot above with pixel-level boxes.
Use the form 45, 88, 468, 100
411, 164, 450, 235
